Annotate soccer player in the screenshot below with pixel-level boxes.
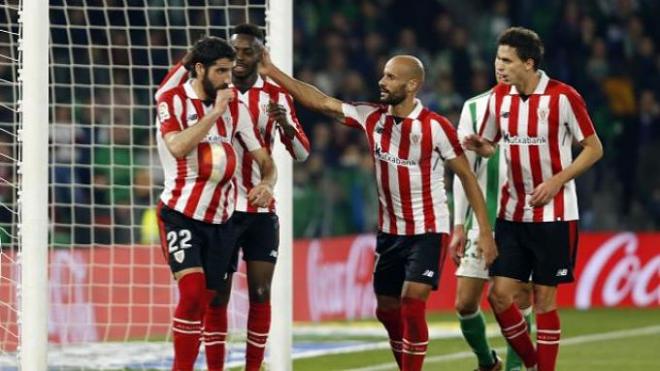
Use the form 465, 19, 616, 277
464, 27, 603, 371
260, 52, 497, 371
451, 82, 533, 371
157, 25, 310, 370
155, 36, 277, 371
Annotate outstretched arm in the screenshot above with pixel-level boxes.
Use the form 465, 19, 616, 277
260, 50, 345, 120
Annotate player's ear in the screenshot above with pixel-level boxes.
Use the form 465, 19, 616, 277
407, 79, 419, 93
194, 62, 205, 77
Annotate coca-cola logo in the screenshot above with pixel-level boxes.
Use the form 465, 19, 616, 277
575, 233, 660, 309
307, 235, 376, 321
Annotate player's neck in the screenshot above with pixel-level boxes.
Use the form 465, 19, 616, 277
515, 71, 541, 96
191, 78, 209, 101
390, 96, 417, 118
233, 73, 258, 94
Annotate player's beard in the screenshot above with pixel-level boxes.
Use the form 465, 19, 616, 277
379, 87, 406, 106
201, 71, 228, 102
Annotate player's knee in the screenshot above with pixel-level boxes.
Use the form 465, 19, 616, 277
455, 296, 479, 316
487, 285, 512, 312
249, 284, 271, 303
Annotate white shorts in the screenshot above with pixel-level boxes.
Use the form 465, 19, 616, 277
455, 229, 490, 280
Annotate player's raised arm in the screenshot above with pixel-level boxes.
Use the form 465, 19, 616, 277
161, 88, 234, 158
260, 49, 345, 121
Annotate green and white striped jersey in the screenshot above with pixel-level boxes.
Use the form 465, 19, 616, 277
453, 89, 507, 232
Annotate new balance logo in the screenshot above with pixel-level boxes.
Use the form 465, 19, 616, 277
422, 270, 434, 278
556, 269, 568, 277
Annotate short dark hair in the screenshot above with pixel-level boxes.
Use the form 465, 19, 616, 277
232, 23, 265, 43
186, 36, 236, 78
498, 27, 544, 70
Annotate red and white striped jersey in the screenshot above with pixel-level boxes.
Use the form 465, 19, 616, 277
342, 99, 463, 235
156, 80, 263, 224
156, 64, 310, 213
479, 71, 596, 223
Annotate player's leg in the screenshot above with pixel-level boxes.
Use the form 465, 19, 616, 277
241, 212, 279, 370
506, 283, 533, 371
455, 231, 501, 370
529, 220, 578, 371
373, 232, 407, 369
201, 221, 241, 371
456, 276, 501, 371
398, 233, 448, 371
158, 204, 207, 370
203, 276, 232, 371
488, 220, 537, 369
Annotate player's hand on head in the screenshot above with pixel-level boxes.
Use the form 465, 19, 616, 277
478, 231, 498, 268
212, 88, 235, 115
258, 49, 273, 76
448, 226, 466, 266
248, 182, 274, 208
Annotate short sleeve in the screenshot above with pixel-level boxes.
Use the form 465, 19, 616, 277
157, 92, 184, 136
341, 102, 381, 129
235, 101, 264, 152
479, 94, 500, 143
433, 117, 463, 161
155, 63, 189, 102
561, 87, 596, 142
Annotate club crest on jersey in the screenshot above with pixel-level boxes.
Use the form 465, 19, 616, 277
538, 107, 549, 121
410, 132, 421, 144
501, 111, 509, 118
173, 250, 185, 263
187, 112, 198, 122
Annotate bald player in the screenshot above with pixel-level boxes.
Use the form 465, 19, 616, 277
260, 53, 497, 371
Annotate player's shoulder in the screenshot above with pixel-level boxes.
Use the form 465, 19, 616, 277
157, 84, 187, 102
464, 88, 493, 105
349, 101, 387, 111
422, 108, 453, 127
545, 79, 583, 100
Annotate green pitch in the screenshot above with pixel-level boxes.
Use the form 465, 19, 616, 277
291, 308, 660, 371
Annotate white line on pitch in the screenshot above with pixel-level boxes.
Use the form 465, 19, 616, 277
346, 325, 660, 371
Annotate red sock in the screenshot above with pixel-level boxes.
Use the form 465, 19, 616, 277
537, 310, 561, 371
400, 297, 428, 371
494, 303, 537, 368
246, 301, 271, 371
203, 303, 228, 371
172, 273, 206, 371
376, 306, 403, 369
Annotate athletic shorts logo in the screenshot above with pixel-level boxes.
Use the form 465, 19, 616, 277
174, 250, 185, 263
422, 270, 435, 278
556, 268, 568, 277
270, 250, 278, 258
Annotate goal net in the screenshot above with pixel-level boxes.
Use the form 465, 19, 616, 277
0, 0, 291, 369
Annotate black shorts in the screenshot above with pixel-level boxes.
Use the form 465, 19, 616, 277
373, 232, 448, 297
227, 211, 280, 272
490, 219, 579, 286
157, 204, 236, 290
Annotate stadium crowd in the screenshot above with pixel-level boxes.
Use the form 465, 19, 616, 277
1, 0, 658, 245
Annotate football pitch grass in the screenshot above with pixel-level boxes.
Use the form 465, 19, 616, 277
287, 307, 660, 371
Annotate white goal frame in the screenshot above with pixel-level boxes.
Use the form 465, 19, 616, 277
18, 0, 293, 369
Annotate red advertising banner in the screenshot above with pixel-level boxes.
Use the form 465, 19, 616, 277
293, 232, 659, 321
0, 231, 657, 349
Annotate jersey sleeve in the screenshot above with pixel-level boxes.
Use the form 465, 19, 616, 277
341, 102, 380, 129
561, 86, 596, 142
433, 116, 463, 161
154, 63, 189, 102
478, 93, 501, 143
235, 101, 264, 152
157, 92, 185, 136
277, 92, 311, 161
453, 101, 479, 226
